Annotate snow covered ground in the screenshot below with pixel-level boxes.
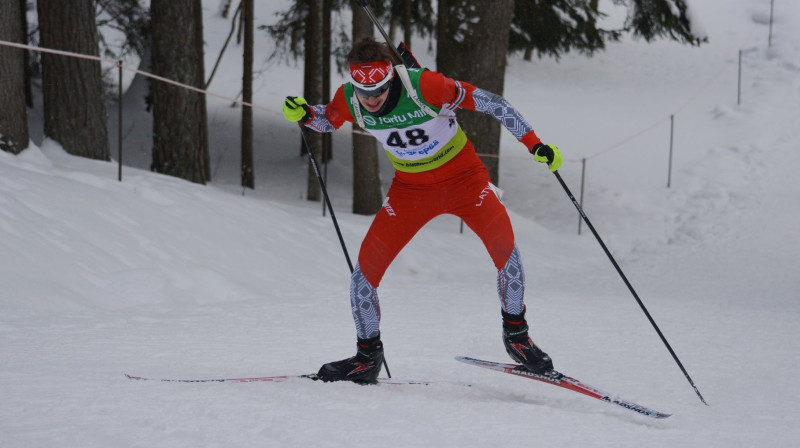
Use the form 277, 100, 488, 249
2, 0, 799, 446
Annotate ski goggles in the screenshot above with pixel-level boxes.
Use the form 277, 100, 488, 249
349, 60, 393, 98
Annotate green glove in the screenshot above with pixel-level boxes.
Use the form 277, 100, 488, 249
283, 96, 312, 123
531, 143, 563, 172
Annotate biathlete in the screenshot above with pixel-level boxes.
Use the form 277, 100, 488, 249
283, 37, 563, 383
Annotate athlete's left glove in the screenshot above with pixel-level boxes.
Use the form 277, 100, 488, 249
531, 143, 563, 172
283, 96, 313, 123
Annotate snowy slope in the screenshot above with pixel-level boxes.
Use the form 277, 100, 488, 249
2, 0, 799, 446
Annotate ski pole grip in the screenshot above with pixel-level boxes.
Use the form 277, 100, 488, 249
397, 42, 421, 69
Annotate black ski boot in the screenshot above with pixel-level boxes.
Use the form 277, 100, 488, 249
316, 335, 384, 384
502, 309, 554, 374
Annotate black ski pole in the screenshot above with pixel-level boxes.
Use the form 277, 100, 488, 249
552, 170, 708, 406
354, 0, 421, 69
298, 124, 354, 274
301, 124, 393, 378
355, 0, 401, 60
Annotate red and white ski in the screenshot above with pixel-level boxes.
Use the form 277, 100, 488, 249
125, 373, 309, 384
456, 356, 671, 419
124, 373, 467, 386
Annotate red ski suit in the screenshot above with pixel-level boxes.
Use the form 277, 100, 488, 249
317, 70, 541, 288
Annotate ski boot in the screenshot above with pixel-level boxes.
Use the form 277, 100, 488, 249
316, 335, 384, 384
502, 309, 554, 374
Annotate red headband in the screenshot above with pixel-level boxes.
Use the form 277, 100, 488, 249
349, 60, 393, 90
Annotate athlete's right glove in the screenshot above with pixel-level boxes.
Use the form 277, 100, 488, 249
531, 143, 563, 172
283, 96, 313, 123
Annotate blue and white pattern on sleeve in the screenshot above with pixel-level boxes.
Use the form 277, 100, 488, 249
471, 88, 533, 141
306, 104, 336, 133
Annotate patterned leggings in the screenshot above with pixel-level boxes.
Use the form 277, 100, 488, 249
349, 147, 527, 340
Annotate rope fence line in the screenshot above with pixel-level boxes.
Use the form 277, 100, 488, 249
1, 10, 776, 235
0, 16, 769, 174
564, 21, 769, 233
460, 24, 764, 163
574, 116, 671, 162
0, 29, 756, 163
568, 58, 733, 164
0, 39, 282, 118
570, 25, 761, 163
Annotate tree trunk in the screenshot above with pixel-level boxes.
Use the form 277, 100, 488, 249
241, 0, 254, 189
304, 0, 324, 202
403, 0, 412, 47
19, 0, 33, 108
350, 0, 383, 215
0, 0, 29, 154
150, 0, 208, 184
195, 0, 211, 182
321, 0, 332, 163
436, 0, 514, 186
37, 0, 109, 160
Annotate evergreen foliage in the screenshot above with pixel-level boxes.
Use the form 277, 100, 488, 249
623, 0, 706, 45
95, 0, 151, 59
510, 0, 705, 60
510, 0, 619, 60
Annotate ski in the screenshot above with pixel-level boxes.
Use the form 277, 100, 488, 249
125, 373, 311, 384
124, 373, 466, 387
455, 356, 671, 419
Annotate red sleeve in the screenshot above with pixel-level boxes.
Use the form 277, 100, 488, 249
419, 70, 479, 111
324, 85, 353, 129
520, 131, 542, 149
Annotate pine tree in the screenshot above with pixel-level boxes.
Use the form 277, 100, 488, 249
351, 0, 383, 215
38, 0, 109, 160
150, 0, 208, 184
304, 0, 324, 202
509, 0, 615, 60
509, 0, 705, 61
437, 0, 516, 186
242, 0, 254, 189
626, 0, 705, 45
0, 0, 29, 154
